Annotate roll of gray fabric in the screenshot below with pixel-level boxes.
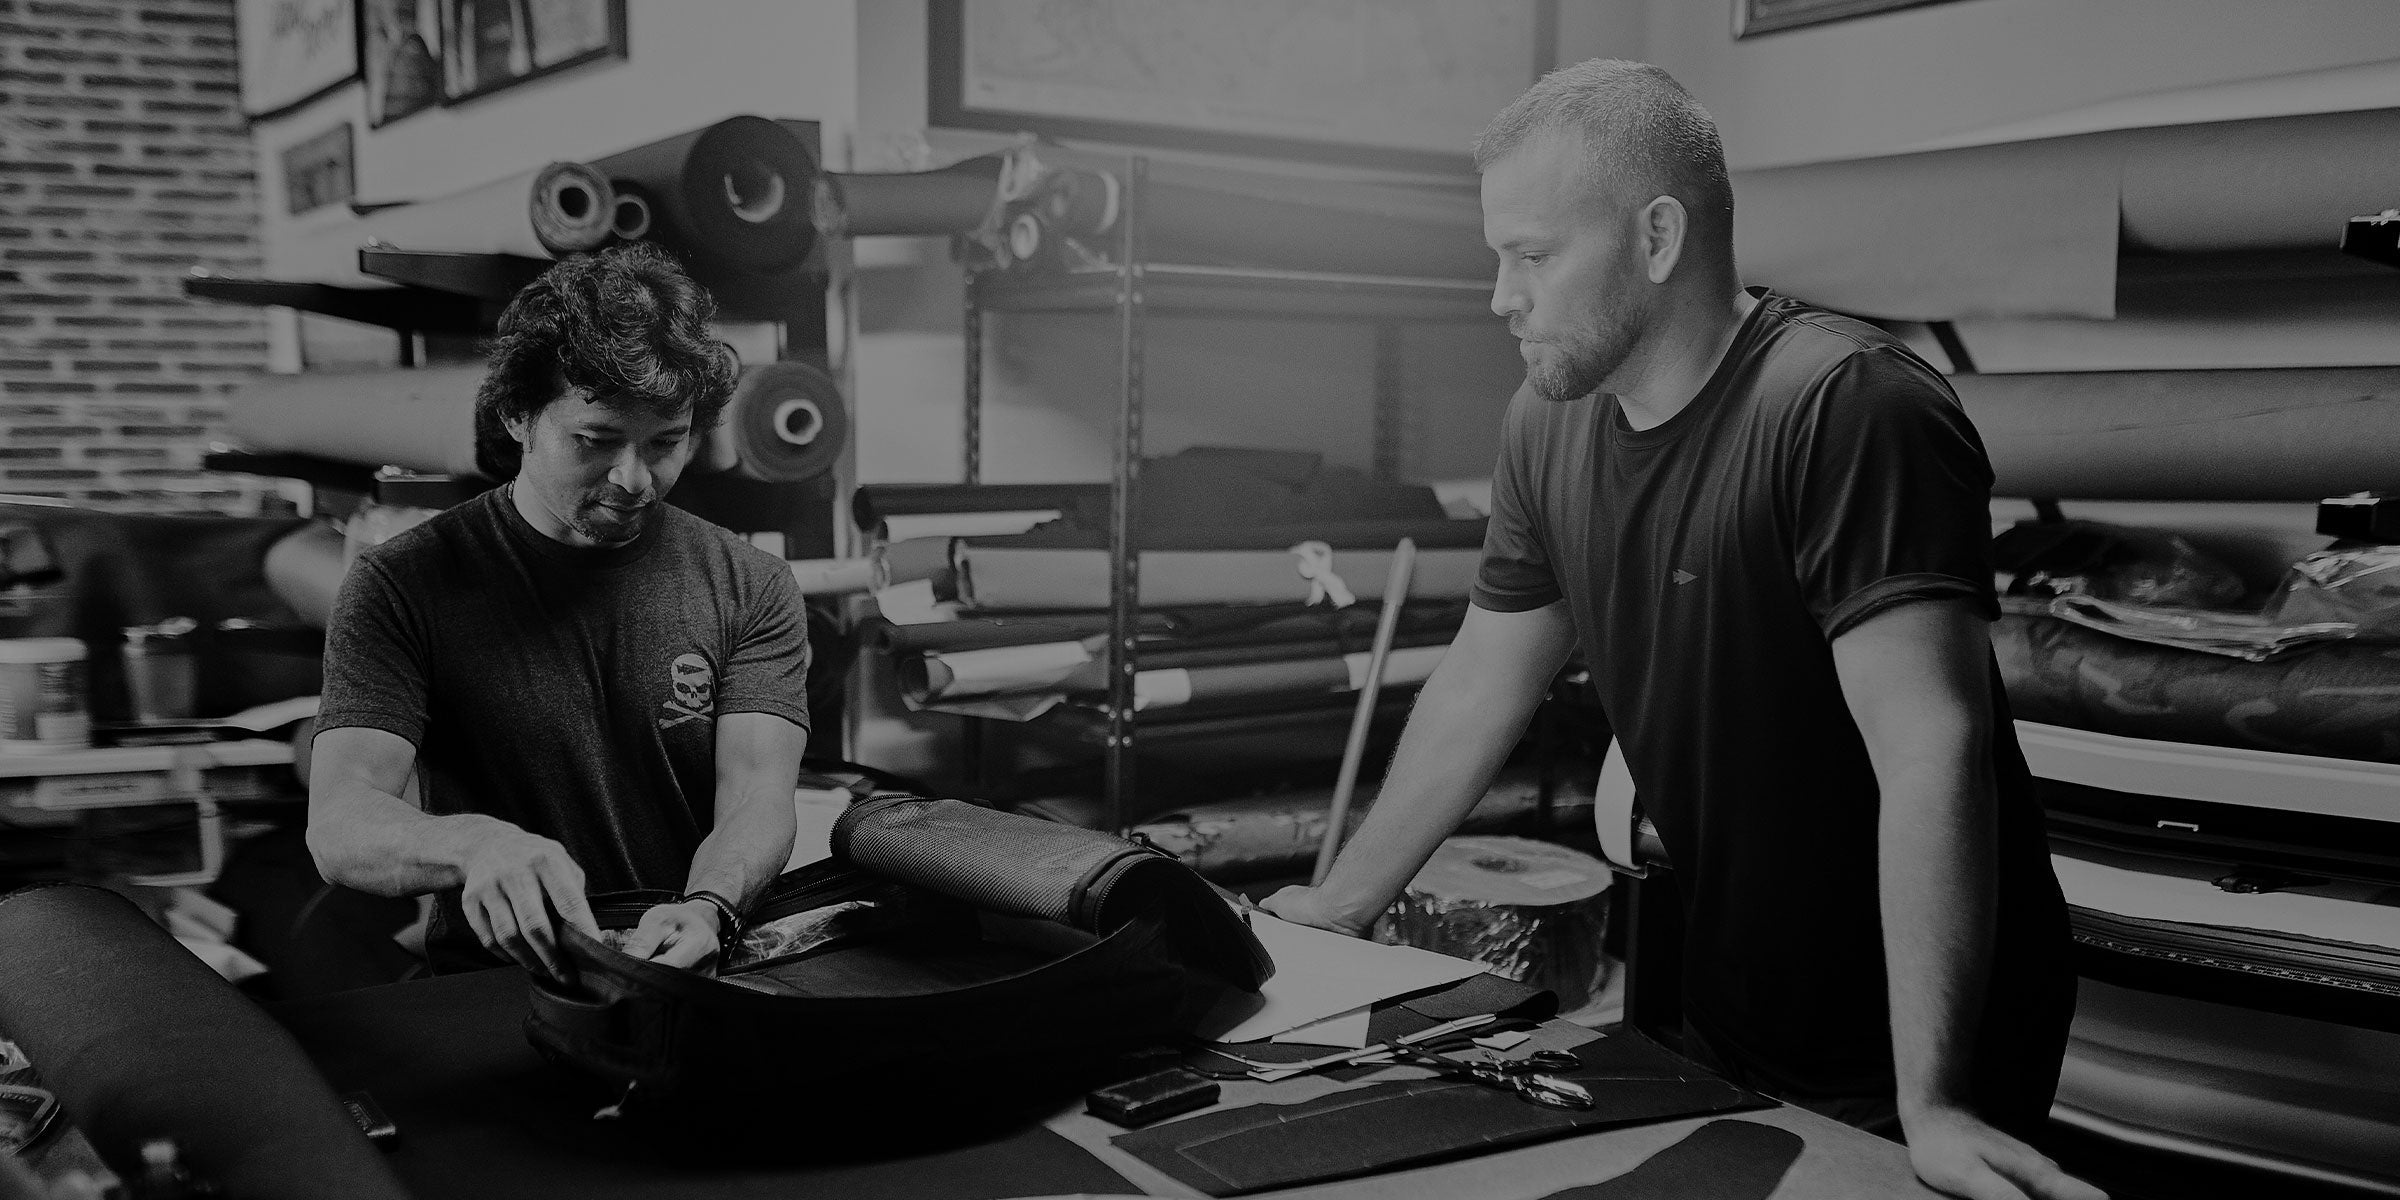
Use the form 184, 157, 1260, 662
699, 361, 847, 482
1954, 366, 2400, 501
0, 885, 411, 1200
224, 364, 487, 476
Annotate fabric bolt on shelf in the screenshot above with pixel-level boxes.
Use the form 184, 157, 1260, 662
269, 966, 1143, 1200
279, 161, 614, 286
819, 153, 1009, 238
1084, 766, 1596, 882
595, 116, 820, 276
1021, 146, 1490, 281
1533, 1119, 1804, 1200
699, 361, 847, 482
1993, 613, 2400, 763
955, 544, 1483, 611
983, 516, 1487, 553
225, 363, 491, 477
1115, 1030, 1766, 1196
907, 644, 1448, 722
853, 483, 1112, 529
865, 599, 1468, 656
900, 629, 1456, 706
0, 885, 410, 1200
1954, 366, 2400, 502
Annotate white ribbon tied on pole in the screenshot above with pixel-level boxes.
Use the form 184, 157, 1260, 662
1290, 541, 1357, 608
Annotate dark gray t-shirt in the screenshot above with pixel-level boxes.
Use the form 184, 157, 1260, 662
1475, 288, 2067, 1095
317, 487, 810, 964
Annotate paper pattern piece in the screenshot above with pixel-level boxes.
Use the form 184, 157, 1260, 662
1205, 912, 1484, 1045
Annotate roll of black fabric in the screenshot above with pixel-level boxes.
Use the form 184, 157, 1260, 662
594, 115, 820, 276
0, 885, 411, 1200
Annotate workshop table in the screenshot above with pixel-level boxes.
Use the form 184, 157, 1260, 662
250, 967, 1942, 1200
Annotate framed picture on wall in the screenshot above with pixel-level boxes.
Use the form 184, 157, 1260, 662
363, 0, 443, 127
440, 0, 627, 105
1735, 0, 1969, 38
928, 0, 1557, 173
235, 0, 359, 120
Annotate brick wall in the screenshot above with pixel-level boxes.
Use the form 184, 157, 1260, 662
0, 0, 266, 513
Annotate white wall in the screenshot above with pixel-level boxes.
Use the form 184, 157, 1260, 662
251, 0, 858, 291
1640, 0, 2400, 169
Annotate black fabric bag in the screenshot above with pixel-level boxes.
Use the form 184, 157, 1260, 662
525, 793, 1272, 1127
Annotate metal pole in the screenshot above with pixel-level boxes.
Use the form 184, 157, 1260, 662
1312, 538, 1417, 886
963, 271, 984, 485
1104, 156, 1147, 831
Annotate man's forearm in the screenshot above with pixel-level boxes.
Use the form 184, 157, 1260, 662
681, 784, 797, 912
1878, 754, 1998, 1119
309, 787, 516, 898
1314, 661, 1552, 929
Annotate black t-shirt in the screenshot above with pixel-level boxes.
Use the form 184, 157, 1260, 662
317, 488, 811, 964
1475, 288, 2068, 1095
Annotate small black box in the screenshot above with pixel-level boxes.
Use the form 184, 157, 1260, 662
1086, 1069, 1220, 1129
2318, 492, 2400, 543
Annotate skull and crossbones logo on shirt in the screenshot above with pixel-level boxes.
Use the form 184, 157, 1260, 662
659, 652, 716, 729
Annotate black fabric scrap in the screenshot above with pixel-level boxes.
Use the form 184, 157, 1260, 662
1120, 1031, 1767, 1196
1535, 1119, 1803, 1200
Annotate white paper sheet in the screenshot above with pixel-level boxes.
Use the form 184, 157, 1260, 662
1202, 912, 1485, 1044
1269, 1005, 1372, 1048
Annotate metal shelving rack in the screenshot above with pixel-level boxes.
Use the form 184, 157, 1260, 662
960, 154, 1496, 829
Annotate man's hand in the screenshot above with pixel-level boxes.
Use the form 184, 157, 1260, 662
457, 826, 598, 981
1905, 1106, 2106, 1200
1258, 885, 1371, 937
618, 901, 722, 970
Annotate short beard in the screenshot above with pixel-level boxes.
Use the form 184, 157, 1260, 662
1526, 305, 1641, 404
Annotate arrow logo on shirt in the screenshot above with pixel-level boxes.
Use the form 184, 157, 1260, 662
1673, 569, 1698, 585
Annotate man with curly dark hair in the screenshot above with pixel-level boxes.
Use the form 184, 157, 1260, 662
306, 244, 811, 979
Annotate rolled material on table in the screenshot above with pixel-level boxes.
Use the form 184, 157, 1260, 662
701, 361, 847, 482
1373, 837, 1616, 1014
818, 154, 1008, 237
595, 115, 820, 276
954, 544, 1483, 610
0, 885, 411, 1199
225, 363, 487, 476
1954, 366, 2400, 501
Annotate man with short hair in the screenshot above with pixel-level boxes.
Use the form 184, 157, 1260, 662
308, 243, 808, 978
1267, 61, 2100, 1200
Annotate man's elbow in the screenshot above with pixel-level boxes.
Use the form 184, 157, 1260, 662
303, 794, 367, 887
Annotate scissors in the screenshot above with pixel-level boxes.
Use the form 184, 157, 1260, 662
1390, 1046, 1595, 1110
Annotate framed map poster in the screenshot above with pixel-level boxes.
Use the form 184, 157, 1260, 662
235, 0, 359, 119
929, 0, 1557, 172
1736, 0, 1970, 37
